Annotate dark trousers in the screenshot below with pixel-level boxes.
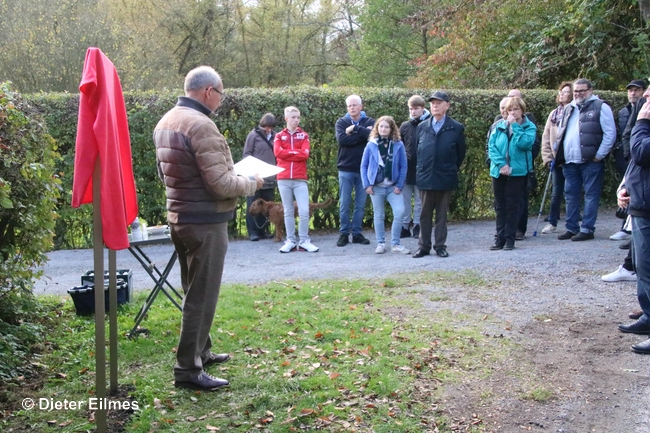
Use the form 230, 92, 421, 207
624, 242, 634, 272
246, 188, 275, 237
170, 222, 228, 381
518, 177, 529, 234
547, 165, 565, 227
632, 217, 650, 323
418, 189, 452, 251
493, 175, 526, 246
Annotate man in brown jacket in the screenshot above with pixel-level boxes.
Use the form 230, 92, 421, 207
154, 66, 263, 391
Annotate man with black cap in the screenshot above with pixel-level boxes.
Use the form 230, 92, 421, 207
412, 91, 466, 258
608, 80, 647, 242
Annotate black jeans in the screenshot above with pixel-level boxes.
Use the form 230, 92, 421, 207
493, 175, 526, 246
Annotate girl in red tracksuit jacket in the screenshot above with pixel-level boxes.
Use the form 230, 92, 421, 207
273, 106, 319, 253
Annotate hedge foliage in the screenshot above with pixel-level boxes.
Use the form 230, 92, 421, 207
0, 82, 61, 381
26, 87, 628, 250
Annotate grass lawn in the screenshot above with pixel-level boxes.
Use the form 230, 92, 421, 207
2, 271, 517, 432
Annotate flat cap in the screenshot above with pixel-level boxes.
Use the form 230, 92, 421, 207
428, 91, 450, 102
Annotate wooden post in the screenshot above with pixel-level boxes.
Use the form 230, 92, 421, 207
108, 249, 118, 393
92, 159, 107, 432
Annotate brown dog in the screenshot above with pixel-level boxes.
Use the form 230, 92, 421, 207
248, 198, 333, 241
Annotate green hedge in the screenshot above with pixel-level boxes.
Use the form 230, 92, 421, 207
27, 87, 628, 250
0, 82, 61, 381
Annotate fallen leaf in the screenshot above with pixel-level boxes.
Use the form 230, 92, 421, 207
329, 372, 340, 380
153, 398, 162, 409
206, 425, 220, 431
349, 305, 357, 310
58, 420, 72, 427
300, 408, 315, 416
315, 332, 324, 339
55, 372, 67, 379
186, 416, 197, 422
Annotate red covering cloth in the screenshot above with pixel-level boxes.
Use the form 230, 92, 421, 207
71, 47, 138, 250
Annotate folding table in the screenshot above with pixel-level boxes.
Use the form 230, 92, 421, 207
126, 235, 183, 337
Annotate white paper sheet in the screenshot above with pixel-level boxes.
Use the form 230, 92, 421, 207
234, 156, 284, 178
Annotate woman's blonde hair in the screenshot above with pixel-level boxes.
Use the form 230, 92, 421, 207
369, 116, 401, 141
504, 96, 526, 114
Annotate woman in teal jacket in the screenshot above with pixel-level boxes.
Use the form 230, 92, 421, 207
488, 96, 537, 250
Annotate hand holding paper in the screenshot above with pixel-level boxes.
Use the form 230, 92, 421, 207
234, 156, 284, 179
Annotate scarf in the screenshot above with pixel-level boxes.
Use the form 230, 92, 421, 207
377, 137, 393, 181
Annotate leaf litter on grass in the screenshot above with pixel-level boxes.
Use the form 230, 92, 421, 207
3, 272, 518, 432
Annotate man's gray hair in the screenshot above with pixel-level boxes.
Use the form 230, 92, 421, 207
184, 66, 222, 93
346, 94, 362, 105
574, 78, 593, 89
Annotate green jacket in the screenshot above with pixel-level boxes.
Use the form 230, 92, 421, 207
488, 117, 537, 178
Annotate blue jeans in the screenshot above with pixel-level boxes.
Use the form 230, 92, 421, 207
278, 180, 310, 244
633, 216, 650, 323
338, 170, 367, 236
562, 161, 604, 234
369, 185, 405, 246
547, 165, 565, 227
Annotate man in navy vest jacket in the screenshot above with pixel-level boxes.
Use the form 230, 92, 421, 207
555, 78, 616, 241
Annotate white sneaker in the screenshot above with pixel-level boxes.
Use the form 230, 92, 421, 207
391, 244, 410, 254
601, 265, 637, 282
375, 243, 386, 254
609, 230, 631, 241
279, 240, 297, 253
298, 241, 319, 252
541, 223, 557, 234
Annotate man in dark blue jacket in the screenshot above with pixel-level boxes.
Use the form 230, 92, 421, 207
335, 95, 375, 247
616, 98, 650, 354
412, 91, 466, 259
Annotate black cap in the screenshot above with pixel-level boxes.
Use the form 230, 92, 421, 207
428, 91, 450, 102
626, 79, 647, 90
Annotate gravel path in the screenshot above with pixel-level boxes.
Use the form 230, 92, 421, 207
33, 211, 626, 297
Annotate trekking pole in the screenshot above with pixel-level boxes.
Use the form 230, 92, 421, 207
533, 161, 554, 237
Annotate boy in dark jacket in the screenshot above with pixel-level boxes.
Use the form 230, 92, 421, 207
399, 95, 431, 239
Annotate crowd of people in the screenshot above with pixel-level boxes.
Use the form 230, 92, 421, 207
152, 66, 650, 391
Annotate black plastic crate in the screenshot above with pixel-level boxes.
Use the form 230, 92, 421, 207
81, 269, 133, 302
67, 281, 128, 316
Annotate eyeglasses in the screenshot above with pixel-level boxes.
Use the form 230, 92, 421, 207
573, 89, 590, 94
208, 87, 224, 97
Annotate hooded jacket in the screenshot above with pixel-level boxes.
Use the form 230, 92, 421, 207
400, 109, 431, 185
335, 111, 376, 172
